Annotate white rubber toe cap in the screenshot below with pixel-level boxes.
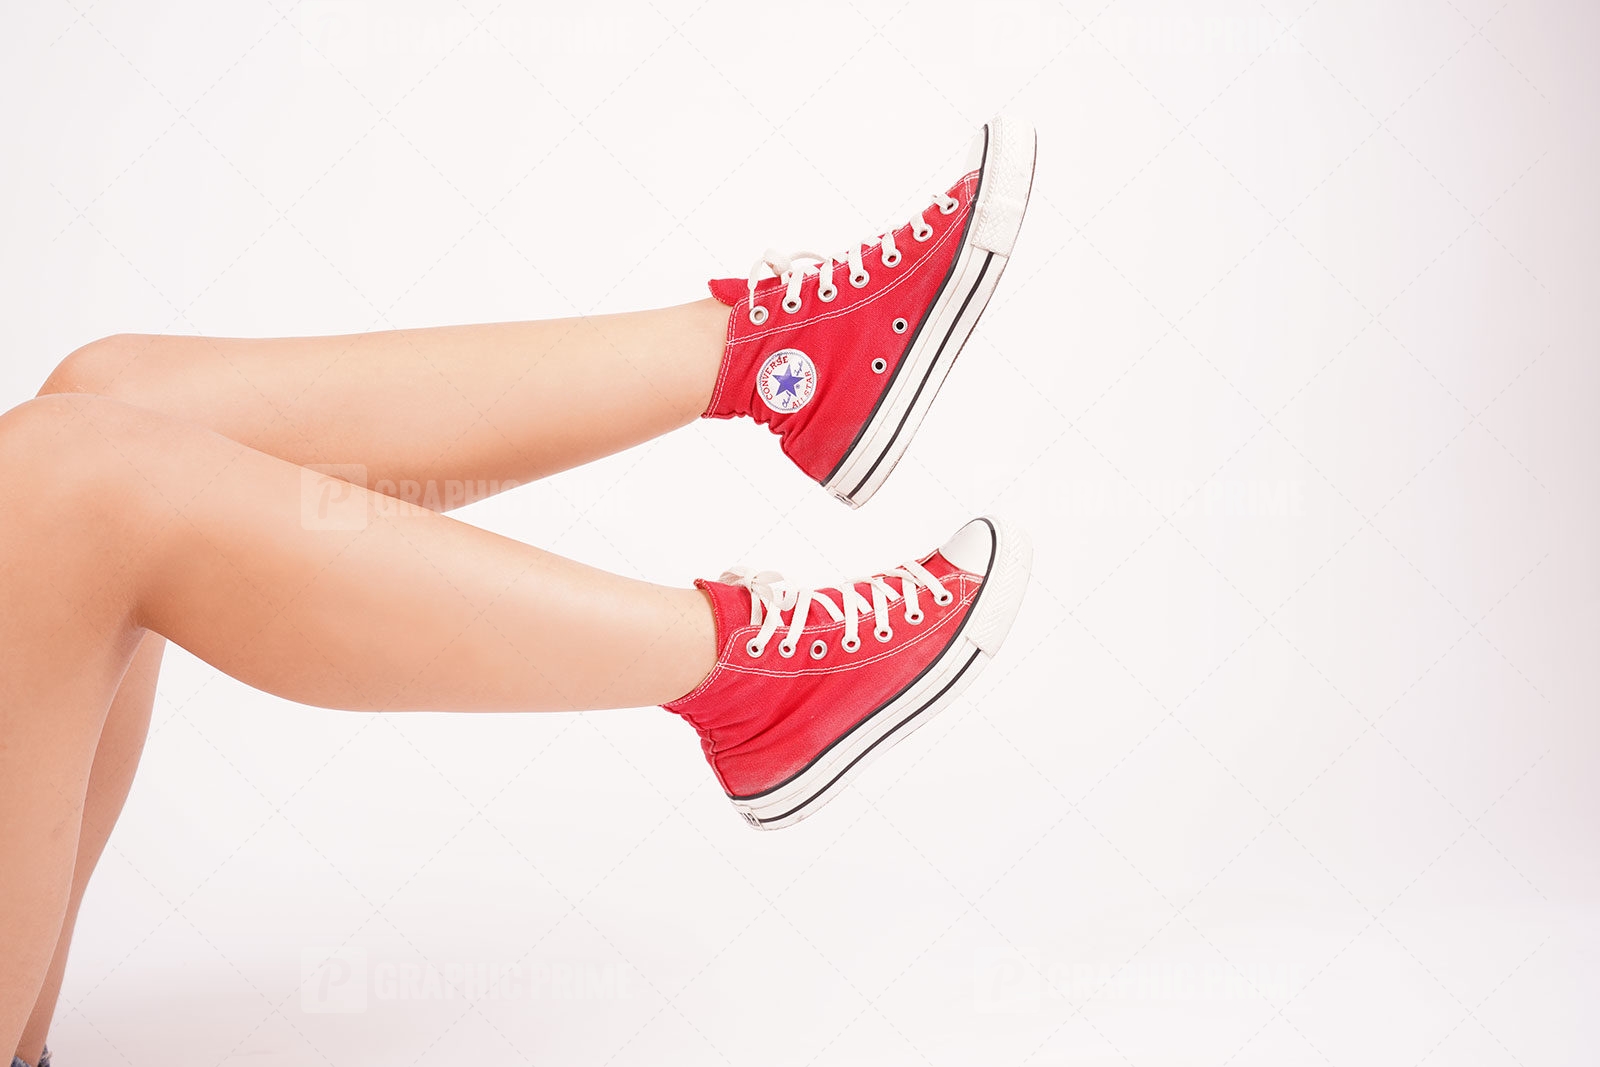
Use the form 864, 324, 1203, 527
944, 515, 1033, 654
940, 517, 999, 574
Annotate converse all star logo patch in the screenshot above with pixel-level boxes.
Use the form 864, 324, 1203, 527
756, 349, 817, 414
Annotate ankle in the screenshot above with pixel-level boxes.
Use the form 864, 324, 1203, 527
689, 297, 736, 418
660, 585, 720, 707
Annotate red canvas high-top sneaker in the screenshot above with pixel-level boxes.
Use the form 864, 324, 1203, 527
703, 115, 1037, 507
666, 516, 1032, 829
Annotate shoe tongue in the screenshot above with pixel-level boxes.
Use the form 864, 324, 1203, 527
706, 277, 745, 307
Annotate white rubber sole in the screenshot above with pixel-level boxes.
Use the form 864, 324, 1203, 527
729, 516, 1033, 831
824, 115, 1038, 509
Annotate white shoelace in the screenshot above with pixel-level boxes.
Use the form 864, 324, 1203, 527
744, 191, 963, 325
722, 561, 955, 660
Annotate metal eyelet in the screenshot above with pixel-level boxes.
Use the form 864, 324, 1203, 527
882, 248, 902, 267
934, 591, 954, 606
892, 317, 908, 334
782, 295, 801, 313
938, 198, 959, 215
841, 635, 861, 653
746, 639, 763, 657
871, 358, 887, 374
749, 305, 769, 325
809, 639, 828, 660
913, 221, 933, 242
874, 625, 894, 643
818, 284, 838, 302
905, 609, 924, 625
850, 270, 870, 288
778, 640, 796, 658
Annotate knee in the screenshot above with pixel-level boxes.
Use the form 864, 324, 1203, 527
39, 334, 159, 399
0, 395, 160, 631
0, 394, 148, 513
0, 393, 107, 472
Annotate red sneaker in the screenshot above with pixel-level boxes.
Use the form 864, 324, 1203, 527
666, 516, 1032, 829
702, 115, 1038, 508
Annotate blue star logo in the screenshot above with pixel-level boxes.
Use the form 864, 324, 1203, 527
772, 364, 804, 398
757, 349, 817, 414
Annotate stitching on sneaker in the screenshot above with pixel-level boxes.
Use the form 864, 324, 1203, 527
726, 173, 979, 347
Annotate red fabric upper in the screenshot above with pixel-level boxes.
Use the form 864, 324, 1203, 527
665, 548, 985, 798
702, 170, 982, 484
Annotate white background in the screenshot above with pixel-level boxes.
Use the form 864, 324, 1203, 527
3, 1, 1597, 1064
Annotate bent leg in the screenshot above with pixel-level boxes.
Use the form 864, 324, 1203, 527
2, 392, 715, 1052
41, 301, 730, 493
24, 300, 730, 1058
50, 392, 716, 712
0, 402, 152, 1053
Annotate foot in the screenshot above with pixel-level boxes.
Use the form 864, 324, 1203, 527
701, 115, 1038, 508
665, 516, 1032, 829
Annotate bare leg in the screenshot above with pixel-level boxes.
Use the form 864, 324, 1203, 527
20, 299, 731, 1059
42, 300, 731, 490
88, 392, 714, 706
12, 636, 160, 1066
0, 393, 717, 1051
1, 399, 161, 1056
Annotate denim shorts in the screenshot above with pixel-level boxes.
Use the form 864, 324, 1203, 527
12, 1049, 49, 1067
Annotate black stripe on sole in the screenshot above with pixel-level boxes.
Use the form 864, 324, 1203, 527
729, 518, 1003, 826
753, 647, 984, 825
728, 517, 999, 806
844, 249, 997, 501
820, 126, 992, 488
